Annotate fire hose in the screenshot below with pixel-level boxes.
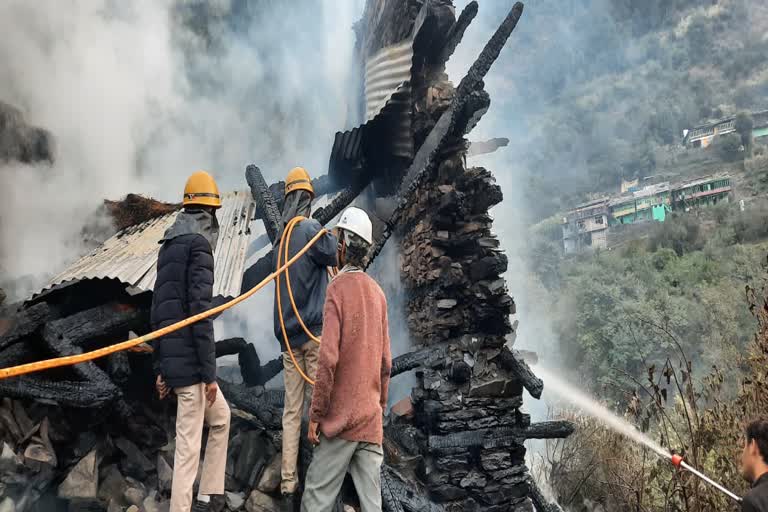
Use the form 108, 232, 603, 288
0, 222, 332, 381
277, 215, 337, 385
670, 454, 742, 503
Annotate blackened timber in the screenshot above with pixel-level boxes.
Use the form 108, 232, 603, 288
435, 1, 478, 66
524, 421, 575, 440
218, 380, 283, 430
41, 322, 121, 402
400, 2, 524, 192
240, 251, 273, 294
381, 465, 445, 512
216, 338, 283, 386
367, 3, 525, 268
41, 303, 147, 349
391, 343, 449, 377
496, 346, 543, 399
428, 421, 574, 453
527, 475, 564, 512
246, 165, 281, 244
215, 337, 248, 357
0, 302, 50, 351
312, 178, 370, 227
0, 376, 115, 407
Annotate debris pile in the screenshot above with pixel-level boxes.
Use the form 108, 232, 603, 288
104, 195, 181, 233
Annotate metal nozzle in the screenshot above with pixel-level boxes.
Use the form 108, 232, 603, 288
670, 455, 742, 503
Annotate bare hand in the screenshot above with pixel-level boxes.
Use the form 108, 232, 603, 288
156, 375, 170, 400
205, 382, 218, 407
308, 420, 320, 446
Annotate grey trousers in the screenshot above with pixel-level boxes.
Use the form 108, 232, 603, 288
301, 435, 384, 512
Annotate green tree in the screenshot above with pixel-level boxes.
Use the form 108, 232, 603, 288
714, 133, 743, 161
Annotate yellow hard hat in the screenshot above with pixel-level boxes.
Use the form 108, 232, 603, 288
183, 170, 222, 209
285, 167, 314, 198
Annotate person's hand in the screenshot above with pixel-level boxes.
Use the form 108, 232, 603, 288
205, 382, 219, 407
156, 375, 170, 400
308, 420, 320, 446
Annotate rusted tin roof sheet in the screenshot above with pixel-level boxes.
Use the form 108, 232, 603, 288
39, 191, 256, 299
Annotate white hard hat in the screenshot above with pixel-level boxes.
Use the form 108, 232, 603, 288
335, 207, 373, 245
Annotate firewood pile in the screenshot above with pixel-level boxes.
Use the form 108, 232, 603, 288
0, 1, 574, 511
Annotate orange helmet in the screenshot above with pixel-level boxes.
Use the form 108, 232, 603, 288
183, 170, 222, 209
285, 167, 314, 198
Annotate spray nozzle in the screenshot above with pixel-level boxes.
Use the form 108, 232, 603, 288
671, 454, 683, 468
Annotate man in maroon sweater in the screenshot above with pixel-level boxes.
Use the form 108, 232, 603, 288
301, 207, 392, 512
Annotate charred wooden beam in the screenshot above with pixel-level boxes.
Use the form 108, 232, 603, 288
496, 346, 543, 399
312, 178, 370, 227
246, 164, 282, 244
435, 1, 478, 66
0, 303, 51, 351
216, 337, 283, 386
381, 465, 445, 512
215, 337, 249, 357
527, 475, 564, 512
41, 322, 121, 403
427, 420, 574, 453
523, 421, 575, 440
41, 302, 147, 349
0, 376, 115, 407
218, 380, 283, 431
367, 3, 525, 267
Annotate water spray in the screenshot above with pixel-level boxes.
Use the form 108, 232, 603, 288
532, 366, 744, 503
669, 454, 742, 503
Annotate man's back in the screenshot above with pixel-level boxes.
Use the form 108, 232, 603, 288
310, 271, 392, 445
271, 218, 337, 349
744, 473, 768, 512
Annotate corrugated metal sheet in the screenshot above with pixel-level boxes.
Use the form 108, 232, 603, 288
364, 41, 413, 121
329, 39, 415, 184
39, 191, 257, 299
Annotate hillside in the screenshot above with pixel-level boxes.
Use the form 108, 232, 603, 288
474, 0, 768, 220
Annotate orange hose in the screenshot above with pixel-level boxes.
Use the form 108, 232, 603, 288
277, 215, 338, 384
0, 227, 330, 381
280, 216, 322, 346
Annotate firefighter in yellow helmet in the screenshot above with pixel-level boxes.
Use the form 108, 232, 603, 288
273, 167, 337, 501
152, 171, 231, 512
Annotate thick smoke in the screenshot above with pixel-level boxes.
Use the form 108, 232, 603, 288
0, 0, 362, 300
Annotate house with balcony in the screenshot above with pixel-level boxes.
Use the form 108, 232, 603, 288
562, 198, 610, 254
672, 175, 732, 211
684, 110, 768, 148
609, 182, 672, 226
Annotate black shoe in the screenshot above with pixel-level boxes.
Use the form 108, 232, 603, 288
192, 501, 210, 512
282, 493, 297, 512
192, 495, 225, 512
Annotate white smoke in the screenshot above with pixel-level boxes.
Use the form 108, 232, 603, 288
0, 0, 363, 299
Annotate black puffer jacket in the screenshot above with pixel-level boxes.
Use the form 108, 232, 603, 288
151, 233, 216, 388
